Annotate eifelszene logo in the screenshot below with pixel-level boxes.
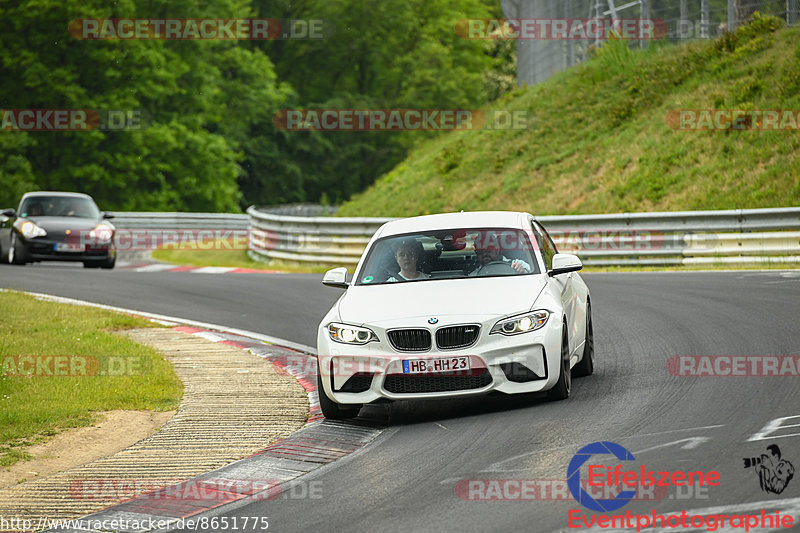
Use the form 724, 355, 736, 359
566, 442, 798, 531
744, 444, 795, 495
567, 441, 721, 512
567, 441, 637, 512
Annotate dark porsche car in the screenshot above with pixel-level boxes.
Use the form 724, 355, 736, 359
0, 192, 116, 268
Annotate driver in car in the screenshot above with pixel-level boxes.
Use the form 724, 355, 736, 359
470, 231, 531, 276
27, 202, 44, 217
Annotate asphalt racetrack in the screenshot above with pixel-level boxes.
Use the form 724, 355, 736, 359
3, 264, 800, 532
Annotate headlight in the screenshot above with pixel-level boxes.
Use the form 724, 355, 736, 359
490, 310, 550, 336
327, 323, 378, 345
15, 220, 47, 239
89, 223, 114, 243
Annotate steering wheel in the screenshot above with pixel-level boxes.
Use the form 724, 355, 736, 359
474, 260, 517, 276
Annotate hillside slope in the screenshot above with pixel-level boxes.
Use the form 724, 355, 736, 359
338, 15, 800, 217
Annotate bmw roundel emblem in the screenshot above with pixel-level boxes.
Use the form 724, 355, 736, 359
428, 317, 438, 324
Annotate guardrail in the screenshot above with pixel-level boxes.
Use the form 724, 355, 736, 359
107, 211, 249, 262
109, 211, 249, 230
248, 206, 390, 265
247, 206, 800, 267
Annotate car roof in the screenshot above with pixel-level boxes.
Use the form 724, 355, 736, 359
21, 191, 94, 201
374, 211, 532, 238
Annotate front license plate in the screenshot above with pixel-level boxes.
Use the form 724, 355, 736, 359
402, 356, 470, 374
54, 243, 84, 252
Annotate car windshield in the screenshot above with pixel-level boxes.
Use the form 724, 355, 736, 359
19, 196, 100, 218
355, 228, 540, 286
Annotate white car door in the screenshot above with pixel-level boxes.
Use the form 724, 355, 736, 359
534, 221, 582, 355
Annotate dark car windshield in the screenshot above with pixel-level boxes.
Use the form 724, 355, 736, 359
355, 228, 540, 286
19, 196, 100, 218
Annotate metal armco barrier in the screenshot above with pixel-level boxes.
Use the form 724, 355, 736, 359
247, 206, 800, 267
248, 206, 391, 265
535, 207, 800, 233
107, 211, 249, 262
109, 212, 249, 230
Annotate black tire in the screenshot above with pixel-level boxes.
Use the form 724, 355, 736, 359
573, 302, 594, 378
0, 238, 6, 264
8, 233, 28, 265
317, 371, 361, 420
547, 324, 572, 401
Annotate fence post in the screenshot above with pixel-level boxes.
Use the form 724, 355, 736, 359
701, 0, 710, 38
728, 0, 737, 31
789, 0, 799, 25
595, 0, 604, 47
679, 0, 688, 39
640, 0, 650, 48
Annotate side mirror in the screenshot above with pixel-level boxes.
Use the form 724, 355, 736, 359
548, 253, 583, 277
102, 212, 115, 219
2, 208, 15, 217
322, 267, 349, 289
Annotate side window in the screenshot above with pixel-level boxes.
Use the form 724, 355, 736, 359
541, 224, 559, 255
531, 221, 556, 271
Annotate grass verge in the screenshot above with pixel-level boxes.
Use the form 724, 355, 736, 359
338, 15, 800, 217
151, 241, 336, 273
0, 291, 183, 467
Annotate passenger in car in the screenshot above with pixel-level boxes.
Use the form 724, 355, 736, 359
386, 239, 430, 282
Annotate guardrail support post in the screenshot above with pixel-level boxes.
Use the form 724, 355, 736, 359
679, 0, 688, 39
640, 0, 650, 48
701, 0, 710, 38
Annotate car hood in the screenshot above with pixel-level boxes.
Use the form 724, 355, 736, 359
337, 276, 548, 327
26, 216, 104, 232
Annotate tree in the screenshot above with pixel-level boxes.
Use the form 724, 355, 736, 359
248, 0, 502, 204
0, 0, 287, 211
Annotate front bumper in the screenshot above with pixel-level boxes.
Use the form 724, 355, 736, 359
21, 237, 115, 262
316, 316, 563, 405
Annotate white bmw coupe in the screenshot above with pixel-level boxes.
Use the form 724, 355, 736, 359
316, 211, 593, 419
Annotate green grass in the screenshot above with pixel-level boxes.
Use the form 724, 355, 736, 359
152, 245, 273, 270
0, 291, 183, 467
0, 449, 32, 467
151, 242, 333, 273
338, 14, 800, 217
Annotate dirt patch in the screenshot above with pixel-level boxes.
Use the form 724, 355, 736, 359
0, 328, 308, 528
0, 410, 174, 489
